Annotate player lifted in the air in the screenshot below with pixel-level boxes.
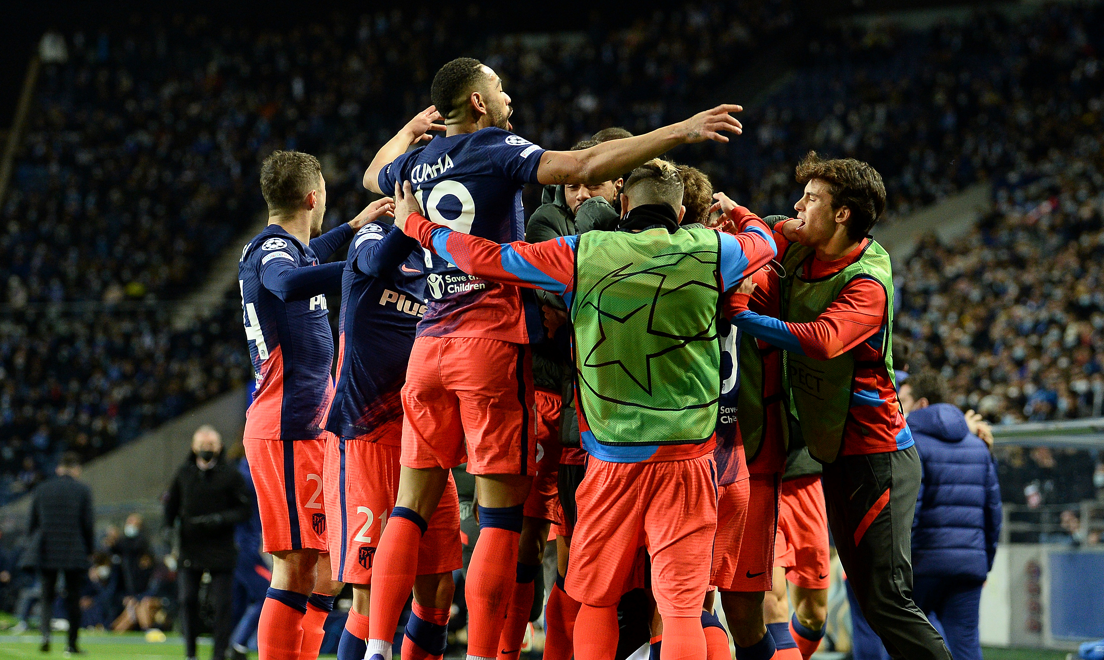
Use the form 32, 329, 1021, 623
359, 57, 747, 660
389, 157, 776, 660
238, 150, 392, 660
321, 204, 462, 660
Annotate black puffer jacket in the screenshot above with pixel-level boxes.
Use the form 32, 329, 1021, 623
164, 452, 251, 571
23, 475, 94, 570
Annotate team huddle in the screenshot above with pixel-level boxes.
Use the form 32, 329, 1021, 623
237, 58, 953, 660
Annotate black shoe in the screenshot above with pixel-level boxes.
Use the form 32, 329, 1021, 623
228, 648, 248, 660
39, 638, 49, 653
64, 645, 85, 657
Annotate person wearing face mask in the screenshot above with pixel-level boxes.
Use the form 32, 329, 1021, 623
110, 513, 153, 603
165, 425, 252, 660
23, 451, 93, 654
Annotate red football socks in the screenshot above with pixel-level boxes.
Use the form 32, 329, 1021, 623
790, 617, 824, 660
543, 580, 581, 660
257, 589, 307, 660
367, 515, 424, 643
662, 616, 707, 660
345, 608, 371, 640
574, 604, 619, 660
703, 620, 730, 660
497, 563, 540, 660
298, 593, 335, 660
404, 601, 451, 660
465, 527, 522, 658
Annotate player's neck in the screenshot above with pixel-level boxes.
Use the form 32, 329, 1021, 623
445, 116, 491, 137
268, 214, 311, 245
815, 235, 862, 263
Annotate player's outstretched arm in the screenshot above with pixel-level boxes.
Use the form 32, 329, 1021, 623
363, 106, 445, 194
711, 192, 777, 290
535, 104, 743, 186
393, 182, 576, 298
727, 278, 888, 360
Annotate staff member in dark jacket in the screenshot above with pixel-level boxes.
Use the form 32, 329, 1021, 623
165, 425, 252, 660
905, 370, 1001, 660
24, 451, 94, 654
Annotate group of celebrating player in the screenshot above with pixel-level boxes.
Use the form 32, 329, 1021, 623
237, 57, 954, 660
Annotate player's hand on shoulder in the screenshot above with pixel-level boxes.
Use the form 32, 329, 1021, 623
737, 276, 757, 296
679, 104, 744, 144
965, 410, 995, 451
348, 197, 396, 230
403, 105, 446, 145
393, 181, 423, 232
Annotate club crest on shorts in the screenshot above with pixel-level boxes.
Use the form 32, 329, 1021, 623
358, 546, 375, 570
312, 512, 326, 535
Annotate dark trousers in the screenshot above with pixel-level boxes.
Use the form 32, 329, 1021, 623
179, 567, 234, 660
914, 576, 984, 660
39, 569, 83, 649
822, 446, 951, 660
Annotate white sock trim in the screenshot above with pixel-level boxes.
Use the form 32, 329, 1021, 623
365, 639, 393, 660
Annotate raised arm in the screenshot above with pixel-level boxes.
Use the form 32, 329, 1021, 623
727, 277, 888, 360
394, 182, 576, 299
352, 226, 420, 278
363, 107, 445, 194
711, 193, 777, 290
535, 105, 744, 185
309, 198, 395, 261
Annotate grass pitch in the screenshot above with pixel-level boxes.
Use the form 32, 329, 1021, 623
0, 631, 1076, 659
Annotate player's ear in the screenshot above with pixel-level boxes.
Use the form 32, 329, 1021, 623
835, 205, 851, 226
306, 189, 318, 210
620, 193, 631, 218
470, 90, 486, 119
676, 205, 686, 224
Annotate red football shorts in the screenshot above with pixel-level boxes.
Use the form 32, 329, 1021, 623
714, 473, 780, 592
323, 434, 461, 584
523, 388, 563, 523
566, 455, 718, 618
774, 474, 830, 590
401, 336, 538, 476
710, 475, 750, 591
244, 435, 329, 554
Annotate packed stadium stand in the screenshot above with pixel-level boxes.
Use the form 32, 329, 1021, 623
3, 1, 1104, 507
1, 1, 1104, 657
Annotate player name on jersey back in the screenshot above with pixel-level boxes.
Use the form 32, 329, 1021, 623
378, 127, 546, 344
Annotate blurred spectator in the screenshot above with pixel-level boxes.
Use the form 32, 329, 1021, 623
0, 528, 16, 612
110, 513, 153, 600
21, 451, 93, 654
165, 426, 251, 660
38, 30, 68, 64
112, 553, 179, 633
228, 449, 269, 660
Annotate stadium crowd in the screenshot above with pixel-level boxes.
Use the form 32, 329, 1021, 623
3, 2, 1104, 503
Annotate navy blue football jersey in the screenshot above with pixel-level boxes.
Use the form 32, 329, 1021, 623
324, 222, 450, 441
378, 127, 545, 343
239, 225, 339, 440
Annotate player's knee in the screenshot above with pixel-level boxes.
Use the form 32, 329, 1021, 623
413, 571, 455, 609
720, 591, 766, 644
270, 549, 319, 593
